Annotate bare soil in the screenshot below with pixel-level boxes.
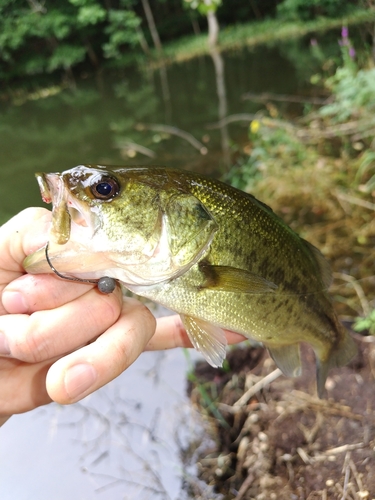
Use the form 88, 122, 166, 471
187, 334, 375, 499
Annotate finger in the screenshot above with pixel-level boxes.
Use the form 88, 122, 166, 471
0, 208, 51, 315
0, 285, 123, 363
0, 358, 52, 416
2, 273, 94, 314
46, 298, 156, 404
0, 207, 51, 276
146, 315, 247, 350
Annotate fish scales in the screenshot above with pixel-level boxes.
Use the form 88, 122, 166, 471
23, 165, 357, 396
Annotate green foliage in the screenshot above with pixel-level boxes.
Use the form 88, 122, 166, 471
354, 310, 375, 335
313, 25, 375, 161
104, 8, 141, 58
47, 44, 87, 72
0, 0, 373, 85
355, 151, 375, 192
0, 0, 144, 81
183, 350, 229, 428
183, 0, 222, 16
76, 5, 106, 26
320, 66, 375, 122
228, 118, 312, 191
229, 33, 375, 192
277, 0, 354, 21
68, 0, 106, 26
37, 10, 72, 40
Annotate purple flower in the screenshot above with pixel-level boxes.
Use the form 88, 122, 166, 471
349, 46, 356, 58
341, 26, 349, 39
310, 38, 318, 46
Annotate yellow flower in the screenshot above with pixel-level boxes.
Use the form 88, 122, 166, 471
250, 120, 260, 134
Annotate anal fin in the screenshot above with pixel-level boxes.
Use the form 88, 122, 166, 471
266, 344, 301, 377
180, 314, 227, 368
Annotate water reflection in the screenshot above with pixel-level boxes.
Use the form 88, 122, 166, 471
1, 348, 215, 500
210, 47, 230, 168
158, 63, 172, 123
0, 43, 320, 224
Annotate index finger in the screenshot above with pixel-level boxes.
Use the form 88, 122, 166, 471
147, 315, 247, 350
0, 207, 51, 281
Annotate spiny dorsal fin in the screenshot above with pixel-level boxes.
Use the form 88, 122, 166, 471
199, 263, 278, 294
180, 314, 227, 367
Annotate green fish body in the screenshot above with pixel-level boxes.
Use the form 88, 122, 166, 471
24, 165, 357, 396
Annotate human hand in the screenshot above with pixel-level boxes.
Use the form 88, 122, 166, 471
0, 208, 245, 424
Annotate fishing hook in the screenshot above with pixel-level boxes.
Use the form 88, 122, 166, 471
44, 242, 116, 294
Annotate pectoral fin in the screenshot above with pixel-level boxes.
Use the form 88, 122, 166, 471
180, 314, 227, 368
266, 344, 301, 377
199, 263, 277, 294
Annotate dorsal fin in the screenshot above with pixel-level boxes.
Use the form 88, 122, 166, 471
303, 240, 332, 289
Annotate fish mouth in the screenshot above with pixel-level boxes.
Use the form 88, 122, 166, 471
24, 172, 94, 275
36, 172, 92, 244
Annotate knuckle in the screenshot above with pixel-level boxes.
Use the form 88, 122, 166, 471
14, 315, 52, 362
130, 298, 154, 319
136, 302, 156, 331
100, 289, 123, 323
115, 301, 156, 369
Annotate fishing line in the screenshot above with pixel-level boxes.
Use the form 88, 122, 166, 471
44, 242, 116, 294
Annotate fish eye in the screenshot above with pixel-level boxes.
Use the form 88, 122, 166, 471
90, 176, 120, 200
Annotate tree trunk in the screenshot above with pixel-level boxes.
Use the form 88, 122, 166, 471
249, 0, 262, 19
84, 38, 99, 68
190, 15, 201, 36
140, 0, 162, 54
206, 9, 219, 48
136, 25, 151, 56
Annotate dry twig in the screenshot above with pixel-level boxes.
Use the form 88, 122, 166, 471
234, 368, 283, 407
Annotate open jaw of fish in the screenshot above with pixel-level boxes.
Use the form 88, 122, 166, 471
24, 165, 358, 397
25, 168, 218, 287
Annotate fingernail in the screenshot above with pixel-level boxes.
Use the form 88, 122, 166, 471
2, 291, 28, 314
64, 364, 97, 400
0, 333, 10, 355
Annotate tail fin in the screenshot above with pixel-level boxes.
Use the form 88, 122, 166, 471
316, 323, 357, 398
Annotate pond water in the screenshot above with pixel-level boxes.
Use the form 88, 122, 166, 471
0, 32, 345, 500
0, 37, 332, 224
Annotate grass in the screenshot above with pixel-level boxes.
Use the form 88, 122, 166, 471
152, 8, 375, 66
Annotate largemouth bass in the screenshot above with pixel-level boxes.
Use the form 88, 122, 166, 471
24, 164, 357, 396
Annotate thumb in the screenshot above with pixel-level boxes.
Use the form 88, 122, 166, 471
0, 208, 51, 276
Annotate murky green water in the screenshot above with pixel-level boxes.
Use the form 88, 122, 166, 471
0, 39, 332, 223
